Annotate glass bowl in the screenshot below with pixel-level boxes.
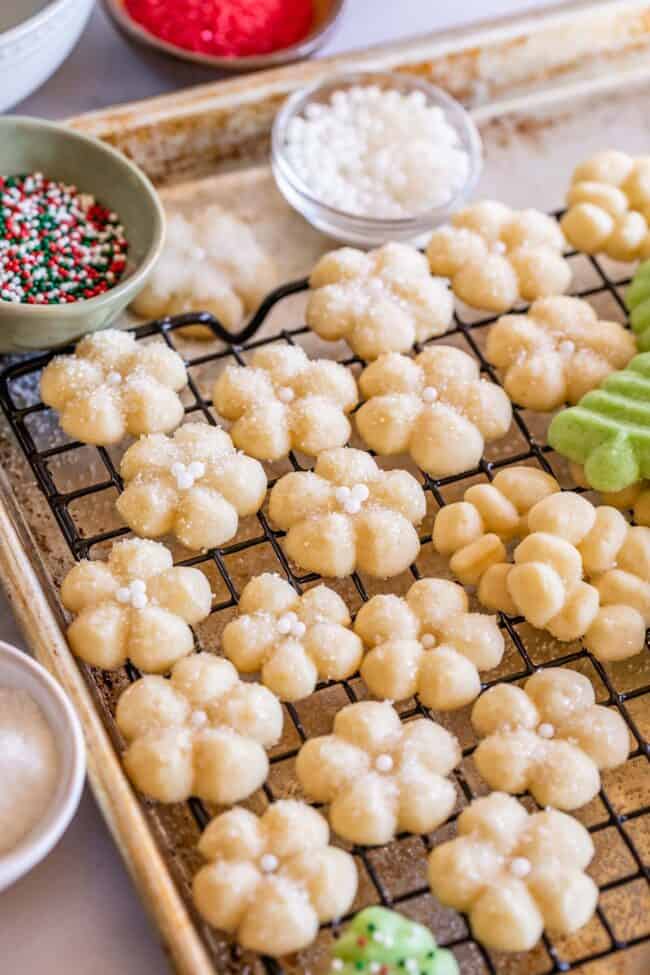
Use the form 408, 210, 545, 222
271, 70, 483, 248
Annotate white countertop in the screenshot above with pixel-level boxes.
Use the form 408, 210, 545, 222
2, 2, 557, 972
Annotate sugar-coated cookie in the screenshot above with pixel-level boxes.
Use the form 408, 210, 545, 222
427, 200, 570, 313
116, 655, 282, 803
296, 700, 460, 845
306, 243, 453, 361
61, 537, 211, 672
193, 801, 357, 957
356, 346, 511, 477
116, 422, 267, 550
428, 792, 598, 952
213, 344, 357, 460
40, 329, 187, 445
269, 447, 426, 578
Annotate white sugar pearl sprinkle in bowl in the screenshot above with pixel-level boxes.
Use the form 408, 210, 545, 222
272, 71, 482, 247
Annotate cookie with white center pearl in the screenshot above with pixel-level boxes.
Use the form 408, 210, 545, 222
428, 792, 598, 953
222, 573, 363, 701
213, 344, 358, 461
426, 200, 571, 313
295, 700, 460, 845
40, 328, 187, 446
470, 668, 629, 810
116, 422, 267, 551
61, 537, 212, 672
356, 346, 512, 477
115, 654, 282, 804
192, 800, 357, 957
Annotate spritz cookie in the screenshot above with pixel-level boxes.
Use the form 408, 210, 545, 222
269, 447, 426, 578
116, 655, 282, 804
193, 801, 357, 957
356, 346, 511, 477
306, 243, 453, 361
486, 296, 635, 412
471, 668, 629, 810
61, 537, 211, 672
213, 344, 357, 461
222, 573, 363, 701
428, 792, 598, 953
40, 328, 187, 445
427, 200, 570, 313
296, 700, 460, 845
354, 578, 503, 710
116, 422, 267, 550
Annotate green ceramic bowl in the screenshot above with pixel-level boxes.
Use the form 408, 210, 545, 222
0, 116, 165, 353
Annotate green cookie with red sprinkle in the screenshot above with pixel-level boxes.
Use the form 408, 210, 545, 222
330, 907, 458, 975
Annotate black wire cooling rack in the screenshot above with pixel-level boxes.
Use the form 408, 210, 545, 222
0, 222, 648, 975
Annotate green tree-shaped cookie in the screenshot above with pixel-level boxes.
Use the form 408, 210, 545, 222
627, 260, 650, 351
330, 907, 458, 975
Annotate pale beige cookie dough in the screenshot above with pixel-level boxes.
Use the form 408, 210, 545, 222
268, 447, 426, 579
213, 344, 357, 461
116, 655, 282, 804
486, 296, 636, 411
471, 668, 629, 810
295, 700, 460, 845
561, 150, 650, 261
40, 329, 187, 446
116, 422, 267, 551
354, 578, 503, 711
356, 345, 512, 477
222, 573, 363, 701
61, 537, 211, 672
193, 801, 358, 957
428, 792, 598, 953
427, 200, 571, 313
306, 243, 454, 361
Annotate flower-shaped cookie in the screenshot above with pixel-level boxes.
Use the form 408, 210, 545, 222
269, 447, 426, 579
193, 801, 358, 957
295, 700, 460, 845
61, 537, 212, 672
427, 200, 571, 313
356, 346, 512, 477
213, 344, 357, 461
485, 296, 636, 412
428, 792, 598, 953
222, 573, 363, 701
306, 243, 454, 361
115, 654, 283, 803
471, 668, 629, 810
40, 329, 187, 445
561, 150, 650, 261
355, 578, 504, 711
116, 422, 267, 551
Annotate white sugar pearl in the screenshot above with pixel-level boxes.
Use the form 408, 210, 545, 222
277, 386, 295, 403
420, 633, 436, 649
537, 723, 555, 739
331, 961, 344, 972
292, 620, 306, 638
116, 587, 131, 604
422, 386, 438, 403
375, 753, 394, 773
334, 486, 352, 504
176, 471, 194, 490
106, 371, 121, 386
509, 856, 532, 878
130, 580, 147, 596
277, 612, 297, 635
190, 709, 208, 729
188, 461, 206, 479
491, 240, 507, 254
343, 498, 362, 515
259, 853, 279, 873
559, 340, 575, 357
171, 462, 185, 478
351, 483, 369, 502
130, 591, 148, 610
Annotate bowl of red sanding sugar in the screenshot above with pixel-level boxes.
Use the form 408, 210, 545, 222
103, 0, 345, 70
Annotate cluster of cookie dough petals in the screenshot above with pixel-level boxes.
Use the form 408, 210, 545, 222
40, 329, 187, 446
471, 668, 629, 810
269, 447, 426, 579
213, 344, 357, 461
426, 200, 571, 313
61, 537, 212, 672
193, 800, 358, 957
428, 792, 598, 952
306, 243, 454, 361
222, 573, 363, 701
296, 700, 460, 845
354, 578, 504, 711
486, 296, 636, 412
116, 654, 282, 804
116, 422, 267, 550
356, 346, 512, 477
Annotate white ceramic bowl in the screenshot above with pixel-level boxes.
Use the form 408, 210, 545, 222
0, 0, 94, 113
0, 641, 85, 892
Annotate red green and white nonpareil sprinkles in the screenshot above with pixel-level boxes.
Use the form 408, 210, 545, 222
0, 173, 128, 305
